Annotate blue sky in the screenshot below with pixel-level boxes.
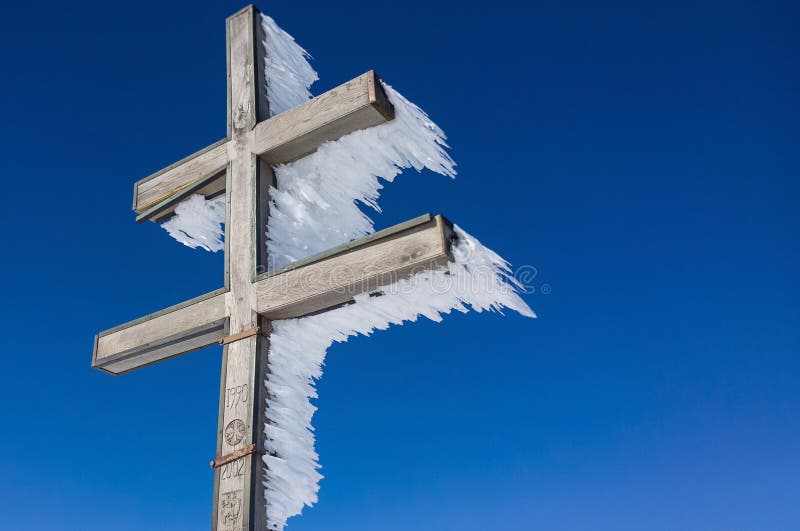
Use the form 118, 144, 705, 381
0, 1, 797, 529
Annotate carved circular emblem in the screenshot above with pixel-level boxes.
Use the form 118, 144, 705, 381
224, 419, 247, 446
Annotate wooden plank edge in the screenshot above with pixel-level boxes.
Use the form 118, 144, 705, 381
256, 213, 454, 319
93, 319, 227, 375
259, 251, 452, 320
255, 70, 395, 164
91, 332, 101, 371
435, 214, 456, 261
136, 165, 228, 223
367, 70, 395, 120
257, 213, 433, 280
132, 137, 229, 211
227, 3, 259, 22
96, 287, 228, 339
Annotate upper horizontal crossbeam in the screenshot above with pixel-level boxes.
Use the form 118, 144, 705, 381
133, 70, 394, 223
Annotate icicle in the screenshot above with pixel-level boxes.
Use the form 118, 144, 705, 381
262, 226, 534, 530
160, 194, 225, 252
161, 14, 317, 250
267, 83, 457, 270
260, 14, 318, 116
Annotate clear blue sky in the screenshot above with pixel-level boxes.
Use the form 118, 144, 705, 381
0, 1, 797, 529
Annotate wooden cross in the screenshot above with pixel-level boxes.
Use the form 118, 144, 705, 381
92, 6, 454, 530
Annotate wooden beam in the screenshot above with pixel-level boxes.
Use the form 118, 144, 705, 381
92, 214, 453, 374
137, 167, 227, 224
133, 139, 229, 215
214, 6, 268, 531
254, 214, 454, 319
254, 70, 394, 164
92, 289, 228, 375
132, 70, 394, 223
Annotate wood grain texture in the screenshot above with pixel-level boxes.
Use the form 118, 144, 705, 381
264, 213, 434, 276
134, 139, 229, 213
94, 7, 448, 531
133, 71, 394, 222
254, 70, 394, 164
137, 167, 227, 223
91, 214, 452, 375
214, 6, 267, 531
255, 215, 452, 319
93, 290, 227, 374
97, 322, 226, 375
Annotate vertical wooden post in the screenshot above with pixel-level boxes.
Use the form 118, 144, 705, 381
213, 5, 270, 530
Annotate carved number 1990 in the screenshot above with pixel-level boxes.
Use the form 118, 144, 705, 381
226, 384, 249, 408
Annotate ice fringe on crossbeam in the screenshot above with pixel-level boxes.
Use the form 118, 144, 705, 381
161, 14, 457, 257
262, 67, 464, 529
159, 13, 319, 250
263, 226, 535, 530
260, 14, 318, 117
266, 81, 457, 270
160, 194, 226, 252
156, 13, 534, 531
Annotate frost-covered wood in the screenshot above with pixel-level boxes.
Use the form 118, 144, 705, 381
132, 70, 393, 223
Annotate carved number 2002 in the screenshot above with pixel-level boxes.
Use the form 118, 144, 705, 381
220, 459, 245, 480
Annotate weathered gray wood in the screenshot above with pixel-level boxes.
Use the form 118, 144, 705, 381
255, 215, 454, 319
254, 70, 394, 164
134, 139, 229, 213
137, 167, 227, 223
256, 157, 276, 273
132, 70, 394, 223
97, 322, 226, 375
93, 6, 454, 531
92, 289, 227, 375
92, 214, 451, 375
213, 6, 268, 531
264, 213, 434, 276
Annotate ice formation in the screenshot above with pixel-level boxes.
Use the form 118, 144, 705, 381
154, 12, 532, 531
160, 194, 225, 252
260, 14, 318, 116
263, 226, 534, 529
266, 83, 456, 270
161, 14, 317, 247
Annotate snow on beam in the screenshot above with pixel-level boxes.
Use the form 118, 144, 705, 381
132, 70, 394, 223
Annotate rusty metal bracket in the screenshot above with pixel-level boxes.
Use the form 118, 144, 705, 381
219, 326, 262, 346
209, 443, 265, 469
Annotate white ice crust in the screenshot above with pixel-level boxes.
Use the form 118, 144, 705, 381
262, 227, 534, 529
160, 14, 318, 248
260, 14, 318, 117
154, 14, 533, 531
266, 83, 456, 271
160, 194, 226, 252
